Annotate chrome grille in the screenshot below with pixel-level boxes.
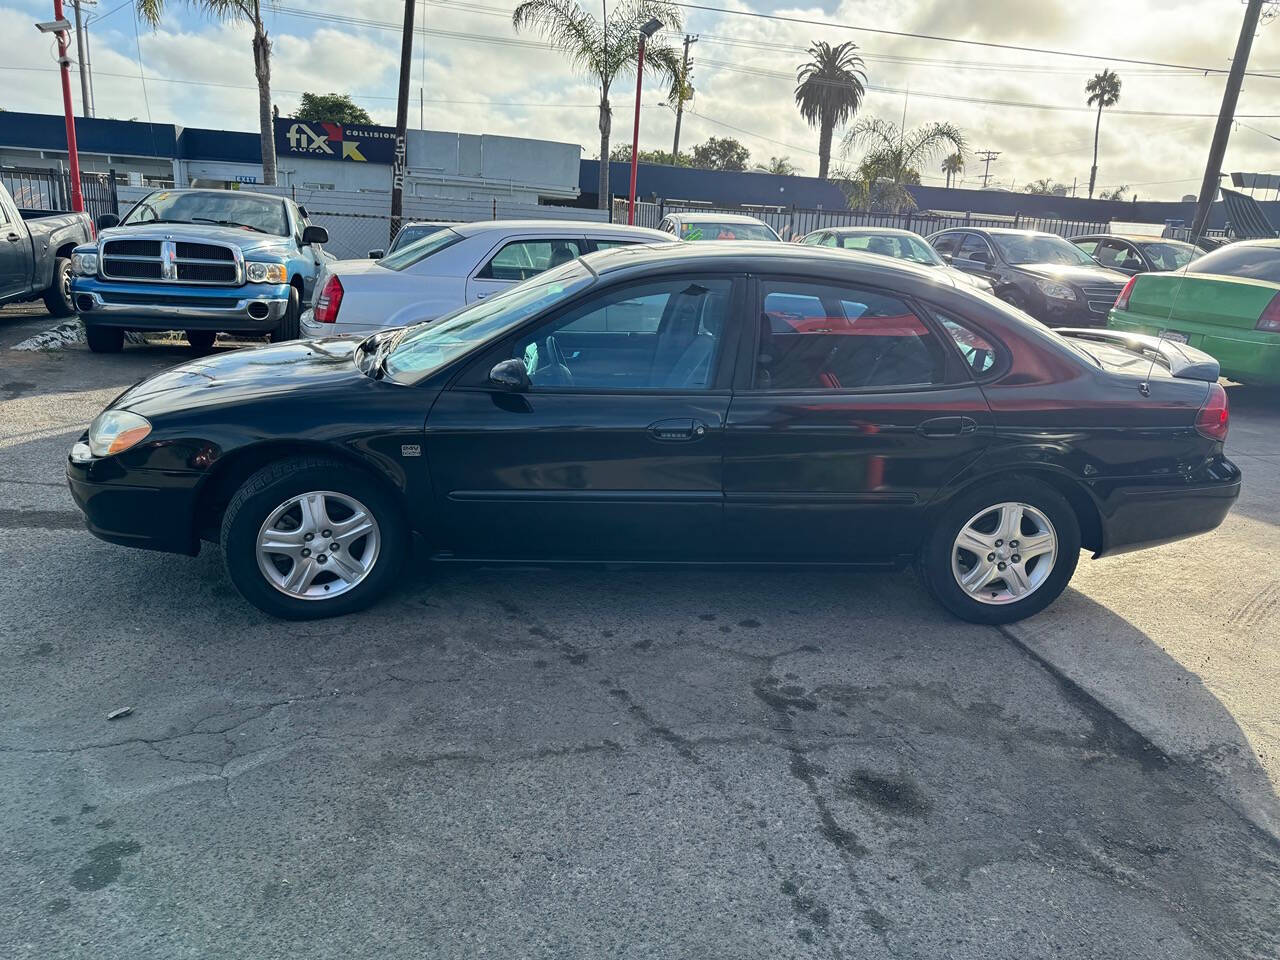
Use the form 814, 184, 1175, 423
1080, 282, 1125, 315
100, 237, 242, 285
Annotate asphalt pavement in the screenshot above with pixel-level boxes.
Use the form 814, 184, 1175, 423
1, 304, 1277, 960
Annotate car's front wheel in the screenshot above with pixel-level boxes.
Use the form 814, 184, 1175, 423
918, 476, 1081, 624
220, 457, 408, 619
270, 287, 301, 342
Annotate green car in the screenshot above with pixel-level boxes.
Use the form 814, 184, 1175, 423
1107, 238, 1280, 385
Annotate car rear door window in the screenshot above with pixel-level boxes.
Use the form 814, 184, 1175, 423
591, 239, 643, 251
478, 239, 585, 282
754, 281, 947, 390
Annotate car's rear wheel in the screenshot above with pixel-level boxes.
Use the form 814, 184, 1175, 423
85, 324, 124, 354
918, 476, 1080, 624
220, 457, 407, 619
43, 257, 76, 317
186, 330, 217, 352
270, 287, 301, 342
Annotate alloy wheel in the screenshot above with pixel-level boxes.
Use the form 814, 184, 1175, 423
255, 491, 381, 600
950, 501, 1057, 605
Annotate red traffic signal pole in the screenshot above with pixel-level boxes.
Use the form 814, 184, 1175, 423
52, 0, 84, 213
626, 34, 647, 225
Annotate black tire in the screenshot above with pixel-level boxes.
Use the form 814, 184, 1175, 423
998, 289, 1027, 312
85, 324, 124, 354
186, 330, 217, 352
219, 456, 408, 619
270, 286, 301, 342
42, 257, 76, 317
917, 475, 1081, 625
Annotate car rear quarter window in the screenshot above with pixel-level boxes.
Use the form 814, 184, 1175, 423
753, 281, 947, 391
934, 311, 1001, 376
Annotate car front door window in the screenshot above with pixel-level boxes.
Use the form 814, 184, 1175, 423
956, 234, 993, 266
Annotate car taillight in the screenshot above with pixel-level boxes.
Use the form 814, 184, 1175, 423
1256, 292, 1280, 333
1195, 382, 1229, 442
1113, 275, 1137, 312
313, 274, 343, 324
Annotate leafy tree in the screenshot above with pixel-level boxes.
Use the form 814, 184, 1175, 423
512, 0, 682, 209
296, 92, 373, 125
1023, 178, 1070, 196
1097, 185, 1129, 201
610, 144, 688, 165
136, 0, 279, 185
754, 156, 797, 176
794, 40, 866, 180
941, 152, 964, 189
1085, 68, 1122, 199
690, 136, 750, 171
840, 119, 966, 212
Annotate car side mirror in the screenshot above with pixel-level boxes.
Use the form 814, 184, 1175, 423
302, 225, 329, 245
489, 358, 530, 392
940, 253, 954, 263
367, 248, 385, 259
96, 213, 120, 230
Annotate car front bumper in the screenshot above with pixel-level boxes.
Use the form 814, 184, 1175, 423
67, 454, 201, 556
1108, 311, 1280, 386
1035, 296, 1109, 329
71, 276, 291, 332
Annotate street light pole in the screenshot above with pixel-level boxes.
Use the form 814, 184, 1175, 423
38, 3, 84, 212
627, 17, 661, 225
71, 0, 91, 117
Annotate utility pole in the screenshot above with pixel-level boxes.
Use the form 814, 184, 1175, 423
70, 0, 91, 117
670, 34, 696, 164
1191, 0, 1264, 240
390, 0, 416, 244
976, 150, 1000, 189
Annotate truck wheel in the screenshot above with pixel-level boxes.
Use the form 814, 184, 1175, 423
220, 456, 408, 619
270, 287, 301, 342
42, 257, 76, 317
186, 330, 216, 352
85, 325, 124, 354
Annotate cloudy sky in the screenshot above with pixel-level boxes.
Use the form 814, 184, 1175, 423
3, 0, 1279, 199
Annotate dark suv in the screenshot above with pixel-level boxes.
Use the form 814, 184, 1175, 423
928, 227, 1129, 327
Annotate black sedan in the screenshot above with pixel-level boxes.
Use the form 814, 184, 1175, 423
1069, 233, 1202, 275
67, 243, 1240, 624
928, 227, 1130, 327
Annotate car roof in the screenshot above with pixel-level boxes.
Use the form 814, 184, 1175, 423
448, 219, 670, 241
1072, 233, 1196, 244
818, 226, 920, 237
940, 226, 1059, 238
665, 212, 772, 224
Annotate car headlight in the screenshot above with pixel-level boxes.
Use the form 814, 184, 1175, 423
87, 410, 152, 458
245, 261, 287, 283
1033, 278, 1076, 301
72, 252, 99, 276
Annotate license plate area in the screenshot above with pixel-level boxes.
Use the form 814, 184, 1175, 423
1158, 329, 1190, 344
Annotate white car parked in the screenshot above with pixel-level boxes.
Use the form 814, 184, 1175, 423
300, 219, 673, 338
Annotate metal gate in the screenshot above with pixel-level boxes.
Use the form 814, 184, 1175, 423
0, 166, 119, 221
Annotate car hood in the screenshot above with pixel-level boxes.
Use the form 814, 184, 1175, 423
115, 338, 365, 417
1014, 262, 1128, 285
99, 223, 294, 257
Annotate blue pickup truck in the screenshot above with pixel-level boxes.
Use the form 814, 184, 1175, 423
70, 188, 330, 352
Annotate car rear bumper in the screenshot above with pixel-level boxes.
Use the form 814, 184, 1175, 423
1107, 311, 1280, 385
66, 457, 201, 555
300, 308, 384, 340
71, 277, 290, 332
1093, 455, 1241, 557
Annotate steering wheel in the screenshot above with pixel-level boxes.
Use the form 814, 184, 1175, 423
534, 335, 574, 387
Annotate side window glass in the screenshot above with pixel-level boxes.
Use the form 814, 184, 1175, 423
592, 239, 640, 251
755, 281, 946, 390
478, 239, 584, 281
510, 277, 731, 390
936, 312, 999, 375
956, 234, 992, 264
819, 234, 838, 247
1073, 239, 1099, 256
931, 233, 959, 256
1095, 239, 1127, 267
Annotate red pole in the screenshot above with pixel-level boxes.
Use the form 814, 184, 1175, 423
627, 35, 646, 225
52, 0, 84, 213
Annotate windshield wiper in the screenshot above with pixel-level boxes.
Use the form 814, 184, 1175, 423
189, 217, 269, 234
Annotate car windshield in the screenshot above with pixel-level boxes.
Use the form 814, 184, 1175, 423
837, 233, 943, 265
378, 228, 464, 271
991, 233, 1095, 266
1137, 240, 1200, 271
123, 190, 289, 236
1185, 242, 1280, 283
383, 261, 593, 382
679, 220, 779, 242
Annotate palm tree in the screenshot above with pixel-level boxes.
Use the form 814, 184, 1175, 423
941, 152, 963, 189
513, 0, 682, 210
841, 118, 966, 212
794, 41, 866, 181
1085, 68, 1121, 199
136, 0, 278, 185
754, 156, 797, 175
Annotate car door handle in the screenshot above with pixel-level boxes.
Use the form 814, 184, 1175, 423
917, 416, 978, 437
648, 418, 707, 441
4, 233, 19, 242
475, 292, 490, 299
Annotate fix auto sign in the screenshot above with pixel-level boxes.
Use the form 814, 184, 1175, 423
274, 118, 397, 164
